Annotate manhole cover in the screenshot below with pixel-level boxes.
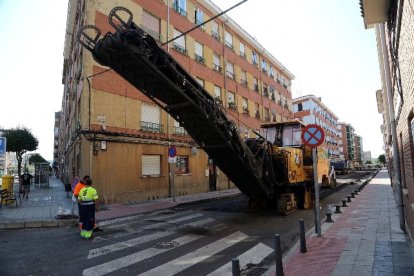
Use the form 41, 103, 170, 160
154, 241, 179, 249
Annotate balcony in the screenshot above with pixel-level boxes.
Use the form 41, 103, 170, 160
226, 71, 235, 80
360, 0, 391, 29
242, 106, 249, 115
240, 79, 248, 87
194, 54, 205, 64
211, 31, 220, 42
224, 41, 234, 50
173, 43, 186, 55
174, 126, 187, 135
140, 24, 162, 41
228, 102, 237, 111
239, 51, 246, 59
253, 84, 259, 92
212, 63, 222, 73
214, 96, 223, 105
140, 121, 164, 133
263, 88, 269, 97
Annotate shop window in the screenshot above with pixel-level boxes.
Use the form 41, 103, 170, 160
175, 156, 189, 174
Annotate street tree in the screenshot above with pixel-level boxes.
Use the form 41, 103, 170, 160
29, 153, 47, 164
378, 154, 386, 164
3, 127, 38, 177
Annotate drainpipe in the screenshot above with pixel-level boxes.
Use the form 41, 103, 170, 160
377, 23, 405, 232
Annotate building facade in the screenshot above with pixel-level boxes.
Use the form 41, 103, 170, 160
59, 0, 294, 204
292, 95, 340, 160
361, 0, 414, 234
337, 122, 357, 166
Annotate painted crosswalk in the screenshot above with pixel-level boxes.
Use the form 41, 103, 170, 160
83, 212, 273, 275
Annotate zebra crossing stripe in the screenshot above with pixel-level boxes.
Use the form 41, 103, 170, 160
143, 213, 203, 230
87, 231, 172, 259
98, 214, 144, 227
87, 217, 218, 259
82, 234, 201, 276
137, 231, 248, 276
207, 243, 273, 276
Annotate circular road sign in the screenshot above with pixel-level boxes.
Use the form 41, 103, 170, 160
301, 124, 325, 148
168, 145, 177, 157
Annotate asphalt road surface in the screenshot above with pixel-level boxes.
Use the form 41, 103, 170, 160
0, 170, 377, 276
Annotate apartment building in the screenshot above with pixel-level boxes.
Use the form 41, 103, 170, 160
292, 95, 339, 160
354, 134, 363, 167
337, 122, 356, 165
59, 0, 294, 204
361, 0, 414, 234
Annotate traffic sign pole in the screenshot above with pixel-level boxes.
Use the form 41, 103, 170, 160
313, 147, 321, 237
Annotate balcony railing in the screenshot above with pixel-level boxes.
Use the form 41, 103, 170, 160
253, 84, 259, 92
242, 107, 249, 115
173, 43, 186, 54
239, 51, 246, 59
174, 126, 187, 135
140, 121, 164, 133
263, 88, 269, 97
228, 102, 237, 110
226, 71, 235, 80
195, 54, 205, 64
224, 41, 233, 50
212, 63, 222, 73
240, 79, 248, 87
211, 31, 220, 42
140, 24, 162, 41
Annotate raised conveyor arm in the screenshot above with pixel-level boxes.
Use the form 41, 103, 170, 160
78, 7, 275, 200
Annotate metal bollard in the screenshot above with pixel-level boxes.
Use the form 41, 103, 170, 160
232, 258, 240, 276
347, 195, 352, 203
354, 189, 358, 195
274, 234, 284, 276
335, 205, 342, 213
326, 212, 334, 223
299, 219, 307, 253
342, 199, 348, 207
351, 192, 355, 198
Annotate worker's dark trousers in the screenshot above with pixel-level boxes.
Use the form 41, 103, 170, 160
80, 203, 95, 231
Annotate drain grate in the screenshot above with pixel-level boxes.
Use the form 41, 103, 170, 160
153, 241, 179, 249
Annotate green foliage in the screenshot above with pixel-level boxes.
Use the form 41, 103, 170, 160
29, 153, 47, 164
365, 160, 372, 164
3, 126, 38, 176
378, 154, 386, 164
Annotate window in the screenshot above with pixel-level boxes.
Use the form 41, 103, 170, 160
224, 31, 233, 49
252, 51, 258, 65
196, 77, 204, 87
240, 70, 247, 86
269, 66, 274, 77
255, 103, 260, 118
214, 85, 221, 98
239, 43, 245, 58
226, 62, 235, 79
175, 156, 189, 174
263, 83, 268, 96
242, 98, 248, 114
298, 103, 303, 112
142, 155, 161, 176
261, 60, 267, 74
227, 91, 236, 109
213, 53, 221, 72
195, 8, 203, 25
253, 77, 259, 92
142, 11, 161, 41
173, 0, 187, 16
173, 29, 186, 54
211, 21, 220, 41
174, 120, 187, 135
141, 102, 163, 132
264, 107, 270, 121
194, 41, 204, 63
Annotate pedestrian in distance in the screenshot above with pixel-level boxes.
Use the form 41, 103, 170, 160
20, 170, 33, 199
73, 175, 89, 230
78, 178, 99, 239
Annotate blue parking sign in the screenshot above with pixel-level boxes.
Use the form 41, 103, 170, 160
0, 137, 6, 155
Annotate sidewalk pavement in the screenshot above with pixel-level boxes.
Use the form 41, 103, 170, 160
0, 175, 241, 229
265, 169, 414, 276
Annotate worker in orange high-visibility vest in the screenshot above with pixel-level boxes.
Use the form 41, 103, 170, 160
73, 175, 89, 230
78, 179, 99, 239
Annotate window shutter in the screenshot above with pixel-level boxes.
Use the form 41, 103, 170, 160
213, 54, 220, 65
195, 42, 203, 56
142, 155, 161, 176
141, 103, 160, 124
212, 21, 219, 34
142, 11, 160, 36
174, 29, 185, 48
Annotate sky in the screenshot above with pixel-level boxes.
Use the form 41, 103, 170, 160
0, 0, 384, 160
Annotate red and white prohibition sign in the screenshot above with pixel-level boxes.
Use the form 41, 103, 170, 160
301, 124, 325, 148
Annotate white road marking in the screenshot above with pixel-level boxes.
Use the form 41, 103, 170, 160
87, 231, 172, 259
137, 231, 248, 276
143, 213, 203, 230
207, 242, 273, 276
82, 235, 201, 276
